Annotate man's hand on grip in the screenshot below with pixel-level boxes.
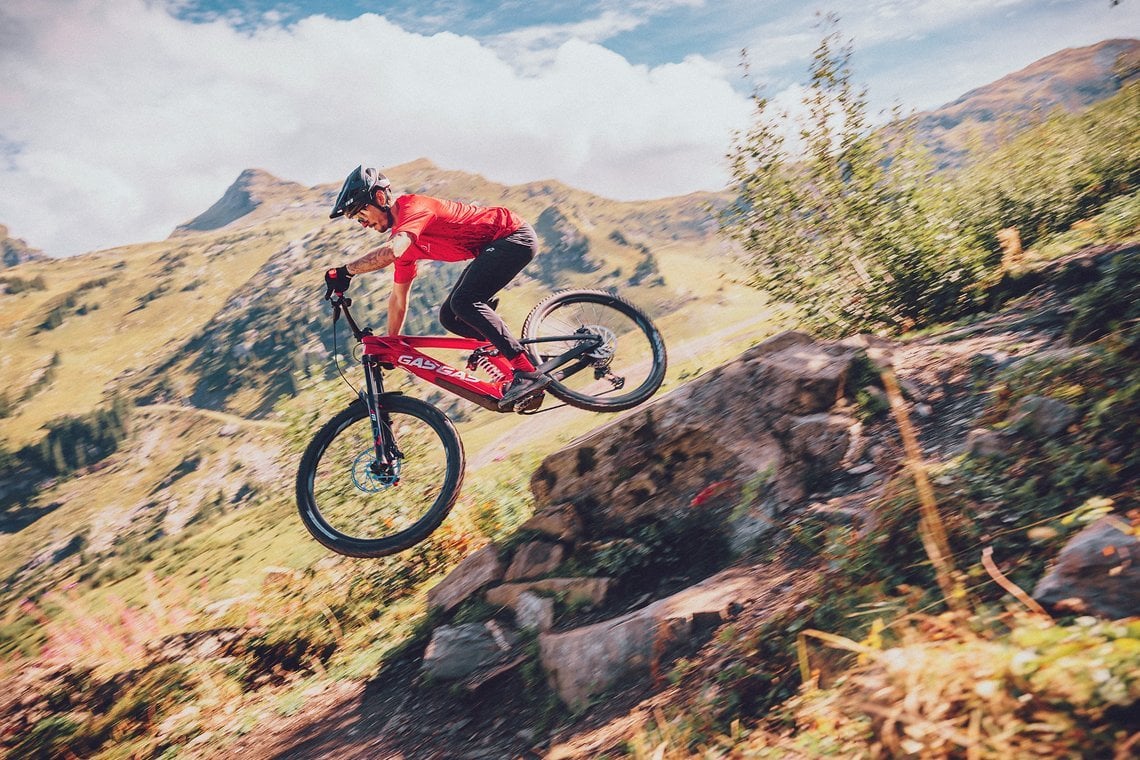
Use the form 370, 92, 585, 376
324, 265, 352, 299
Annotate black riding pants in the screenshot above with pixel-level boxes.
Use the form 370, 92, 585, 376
439, 223, 536, 360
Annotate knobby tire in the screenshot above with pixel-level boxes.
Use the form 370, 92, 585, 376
295, 395, 464, 558
522, 289, 667, 412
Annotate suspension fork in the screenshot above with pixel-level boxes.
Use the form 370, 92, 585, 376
361, 356, 396, 467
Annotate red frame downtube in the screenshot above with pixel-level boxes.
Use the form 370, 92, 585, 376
362, 335, 509, 411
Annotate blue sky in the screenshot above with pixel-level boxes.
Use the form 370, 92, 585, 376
1, 0, 1137, 257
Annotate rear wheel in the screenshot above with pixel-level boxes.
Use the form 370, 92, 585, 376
522, 290, 667, 412
295, 395, 464, 557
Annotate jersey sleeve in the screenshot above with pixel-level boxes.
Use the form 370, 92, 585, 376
392, 257, 418, 284
390, 195, 433, 284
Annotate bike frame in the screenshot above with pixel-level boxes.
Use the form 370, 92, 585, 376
363, 334, 510, 412
329, 293, 602, 414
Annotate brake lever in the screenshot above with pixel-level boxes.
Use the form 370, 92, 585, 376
328, 292, 350, 323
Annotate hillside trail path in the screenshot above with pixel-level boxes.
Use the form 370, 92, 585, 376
137, 402, 287, 429
213, 557, 822, 760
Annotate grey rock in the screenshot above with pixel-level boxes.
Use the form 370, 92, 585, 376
1033, 516, 1140, 620
422, 622, 517, 681
427, 545, 505, 614
520, 502, 584, 542
515, 591, 555, 632
965, 428, 1010, 458
504, 541, 565, 581
1007, 395, 1077, 437
776, 413, 855, 503
538, 565, 760, 708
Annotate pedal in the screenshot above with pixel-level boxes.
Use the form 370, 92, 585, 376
513, 391, 545, 414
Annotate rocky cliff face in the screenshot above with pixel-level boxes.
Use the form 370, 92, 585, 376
421, 329, 879, 707
0, 224, 46, 267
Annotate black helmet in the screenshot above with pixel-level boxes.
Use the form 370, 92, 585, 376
329, 165, 391, 219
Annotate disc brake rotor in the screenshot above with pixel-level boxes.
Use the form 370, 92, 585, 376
581, 325, 617, 362
352, 449, 400, 491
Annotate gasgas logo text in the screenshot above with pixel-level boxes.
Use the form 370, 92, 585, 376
398, 355, 482, 383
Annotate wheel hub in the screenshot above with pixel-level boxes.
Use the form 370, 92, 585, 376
352, 449, 400, 491
579, 325, 616, 362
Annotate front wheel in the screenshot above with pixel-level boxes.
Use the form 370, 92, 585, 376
522, 290, 667, 412
295, 395, 464, 558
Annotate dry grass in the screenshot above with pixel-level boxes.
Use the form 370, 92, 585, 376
787, 613, 1140, 759
18, 572, 201, 679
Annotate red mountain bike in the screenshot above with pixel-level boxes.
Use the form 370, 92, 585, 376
295, 289, 667, 557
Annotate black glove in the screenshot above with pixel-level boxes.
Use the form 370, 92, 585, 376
323, 265, 353, 299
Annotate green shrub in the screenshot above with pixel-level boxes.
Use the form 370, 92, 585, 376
722, 20, 991, 336
24, 395, 131, 476
1067, 249, 1140, 342
950, 82, 1140, 252
722, 25, 1138, 337
11, 715, 81, 759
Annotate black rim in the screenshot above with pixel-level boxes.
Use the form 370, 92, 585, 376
524, 291, 666, 411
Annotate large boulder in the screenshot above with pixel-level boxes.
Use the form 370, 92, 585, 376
530, 332, 860, 535
538, 565, 772, 709
1033, 515, 1140, 619
424, 332, 870, 708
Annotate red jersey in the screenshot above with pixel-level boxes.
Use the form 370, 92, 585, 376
390, 194, 523, 284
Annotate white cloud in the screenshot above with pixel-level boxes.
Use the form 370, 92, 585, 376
1, 0, 1134, 257
0, 1, 752, 256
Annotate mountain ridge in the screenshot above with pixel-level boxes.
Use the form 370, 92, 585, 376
916, 37, 1140, 165
172, 168, 311, 235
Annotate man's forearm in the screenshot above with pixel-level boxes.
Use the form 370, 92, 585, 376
347, 244, 396, 275
388, 291, 408, 335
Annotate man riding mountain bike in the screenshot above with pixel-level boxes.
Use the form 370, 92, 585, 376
324, 165, 544, 408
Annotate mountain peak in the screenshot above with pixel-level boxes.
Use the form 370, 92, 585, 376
174, 168, 305, 235
918, 38, 1140, 166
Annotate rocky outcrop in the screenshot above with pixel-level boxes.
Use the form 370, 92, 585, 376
0, 224, 46, 267
530, 331, 860, 534
421, 331, 872, 703
419, 316, 1131, 709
